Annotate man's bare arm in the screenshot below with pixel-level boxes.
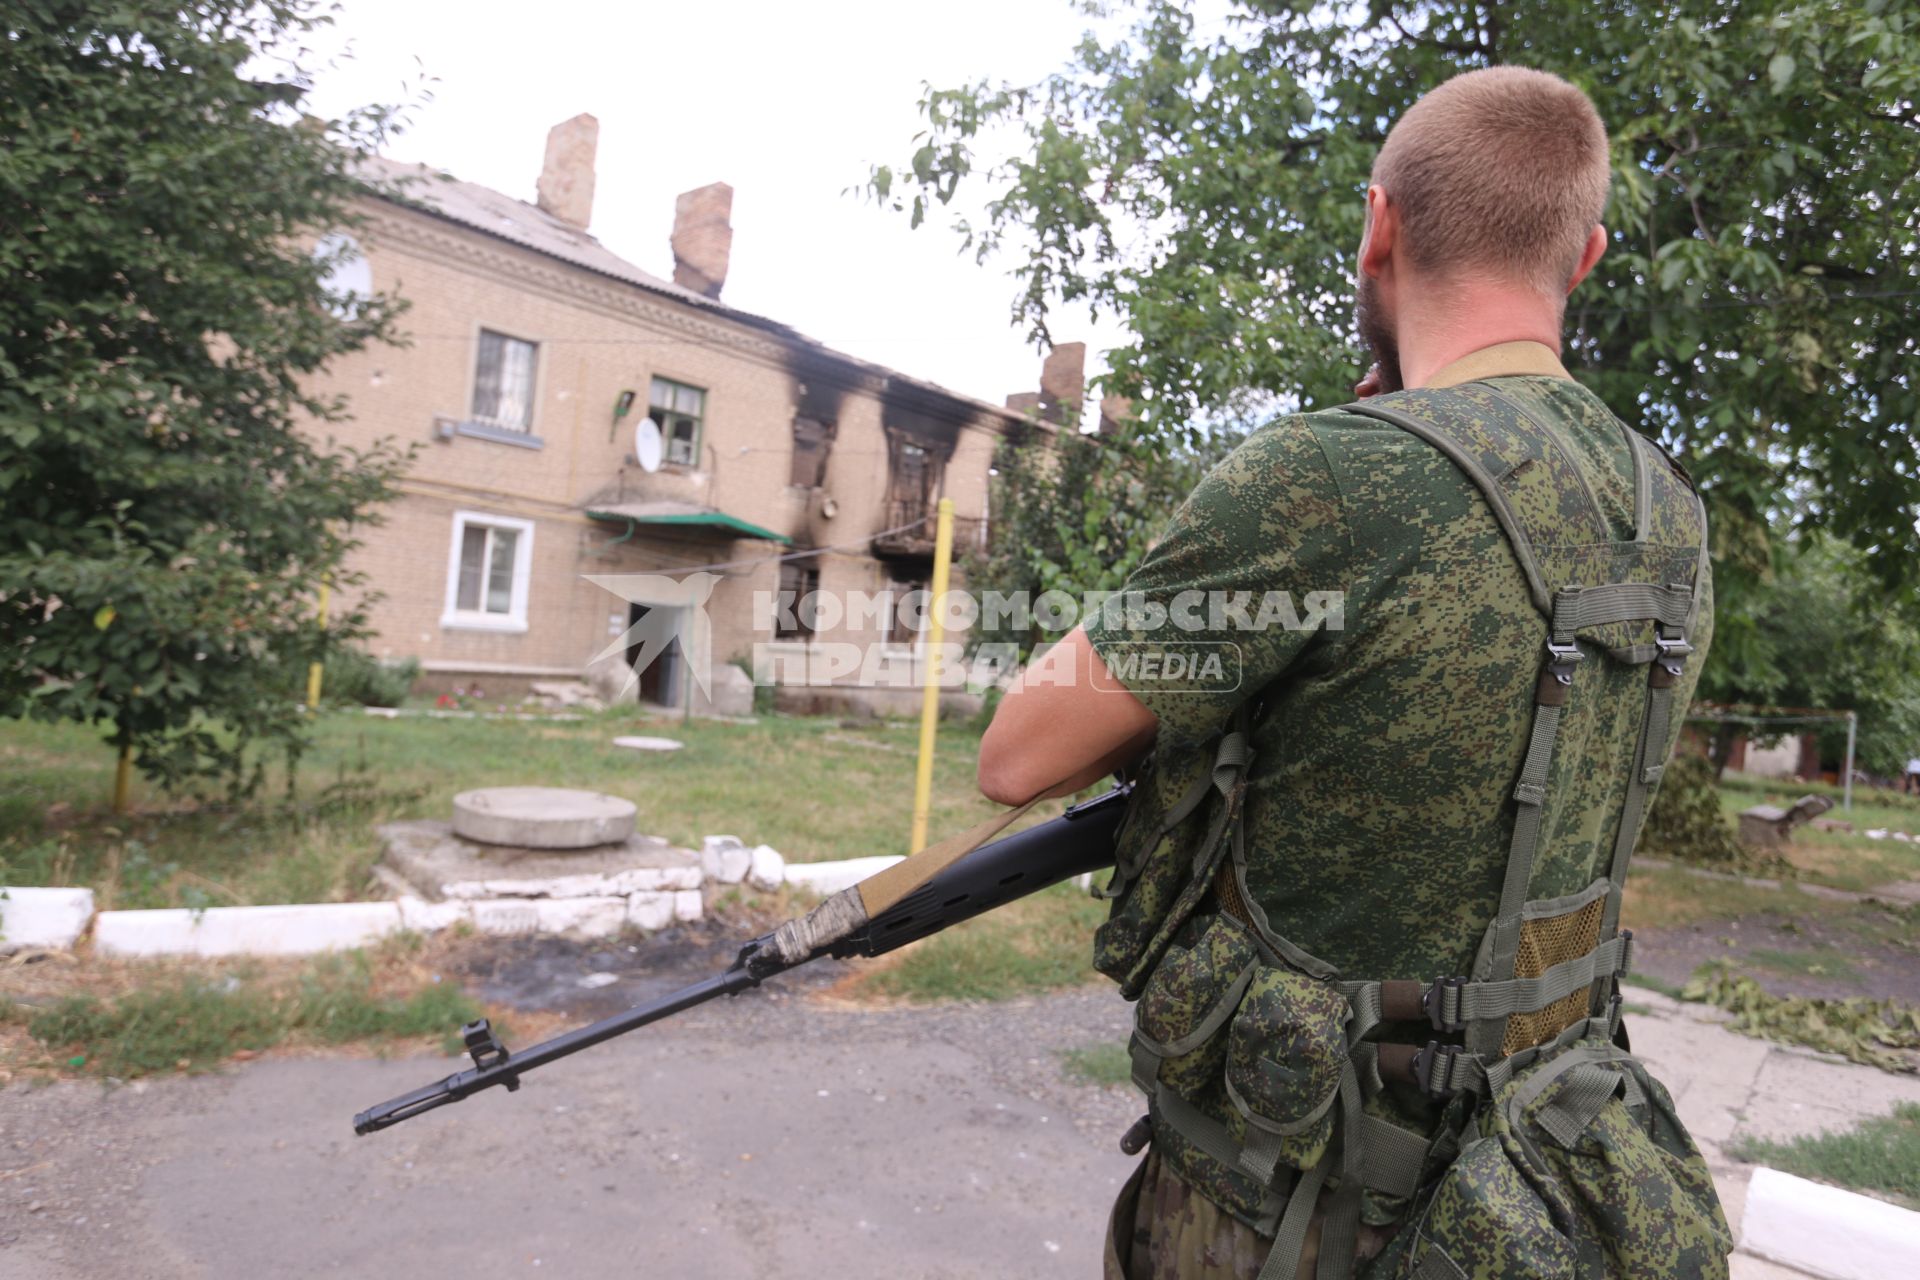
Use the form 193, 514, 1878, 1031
977, 626, 1158, 804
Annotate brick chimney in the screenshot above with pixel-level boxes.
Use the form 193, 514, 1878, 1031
1097, 392, 1133, 436
1038, 342, 1086, 426
671, 182, 733, 299
535, 114, 599, 230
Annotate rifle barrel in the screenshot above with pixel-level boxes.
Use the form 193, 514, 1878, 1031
353, 968, 755, 1134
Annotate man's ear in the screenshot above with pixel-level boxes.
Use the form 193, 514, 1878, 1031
1566, 224, 1607, 294
1359, 185, 1395, 280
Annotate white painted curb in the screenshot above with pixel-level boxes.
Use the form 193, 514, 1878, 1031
0, 887, 96, 951
94, 902, 402, 958
783, 855, 904, 896
1742, 1166, 1920, 1280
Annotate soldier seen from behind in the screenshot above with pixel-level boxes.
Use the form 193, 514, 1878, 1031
979, 66, 1731, 1280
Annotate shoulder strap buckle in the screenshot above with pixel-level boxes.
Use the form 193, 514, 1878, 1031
1545, 639, 1583, 682
1652, 628, 1691, 688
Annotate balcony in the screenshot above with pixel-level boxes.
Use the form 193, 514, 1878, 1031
873, 497, 985, 559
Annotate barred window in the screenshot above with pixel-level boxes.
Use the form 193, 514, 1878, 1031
471, 330, 538, 433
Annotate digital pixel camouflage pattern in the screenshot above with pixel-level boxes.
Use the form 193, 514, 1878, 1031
1085, 358, 1724, 1274
1394, 1042, 1731, 1278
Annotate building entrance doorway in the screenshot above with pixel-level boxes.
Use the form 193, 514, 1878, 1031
626, 602, 683, 708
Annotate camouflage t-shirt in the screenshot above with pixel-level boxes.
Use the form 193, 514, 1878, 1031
1084, 364, 1712, 1223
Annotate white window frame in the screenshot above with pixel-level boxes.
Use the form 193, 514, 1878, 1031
441, 510, 536, 632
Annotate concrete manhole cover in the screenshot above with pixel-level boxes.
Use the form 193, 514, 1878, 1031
612, 736, 684, 753
451, 786, 637, 849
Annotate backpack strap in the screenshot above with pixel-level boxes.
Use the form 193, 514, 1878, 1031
1342, 393, 1707, 1062
1337, 401, 1557, 621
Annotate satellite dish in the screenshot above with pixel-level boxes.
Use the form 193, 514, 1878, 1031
634, 417, 664, 472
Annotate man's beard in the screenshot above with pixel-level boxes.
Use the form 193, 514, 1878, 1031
1354, 274, 1403, 394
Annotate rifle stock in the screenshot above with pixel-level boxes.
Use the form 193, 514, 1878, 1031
352, 785, 1128, 1136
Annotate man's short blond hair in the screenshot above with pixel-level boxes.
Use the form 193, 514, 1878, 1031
1372, 66, 1611, 295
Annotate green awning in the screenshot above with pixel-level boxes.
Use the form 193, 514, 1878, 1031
586, 503, 791, 545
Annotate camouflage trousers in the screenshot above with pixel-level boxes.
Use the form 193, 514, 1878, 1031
1104, 1150, 1398, 1280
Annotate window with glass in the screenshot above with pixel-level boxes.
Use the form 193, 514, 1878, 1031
443, 512, 533, 630
649, 377, 706, 466
471, 330, 538, 433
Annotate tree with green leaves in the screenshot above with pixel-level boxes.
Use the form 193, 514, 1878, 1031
871, 0, 1919, 611
1696, 537, 1920, 777
0, 1, 411, 803
966, 417, 1235, 660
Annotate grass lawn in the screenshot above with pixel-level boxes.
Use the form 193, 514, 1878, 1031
1715, 774, 1920, 891
0, 709, 1011, 911
1731, 1104, 1920, 1209
846, 881, 1109, 1003
0, 932, 511, 1081
4, 711, 1912, 1017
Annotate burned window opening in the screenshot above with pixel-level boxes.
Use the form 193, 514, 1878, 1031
776, 561, 820, 641
789, 415, 835, 489
882, 569, 928, 648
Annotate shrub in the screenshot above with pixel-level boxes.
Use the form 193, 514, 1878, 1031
322, 650, 419, 708
1642, 751, 1747, 865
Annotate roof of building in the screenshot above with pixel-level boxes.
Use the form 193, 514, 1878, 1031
357, 155, 1025, 429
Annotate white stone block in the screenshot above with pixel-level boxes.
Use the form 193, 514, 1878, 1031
441, 865, 701, 900
94, 902, 402, 958
627, 891, 675, 931
747, 845, 786, 892
0, 886, 95, 951
658, 865, 705, 892
1742, 1166, 1920, 1280
672, 889, 703, 923
701, 835, 751, 885
531, 896, 627, 939
396, 896, 471, 933
783, 855, 904, 897
469, 899, 542, 937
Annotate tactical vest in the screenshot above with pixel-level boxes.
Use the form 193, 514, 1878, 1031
1095, 386, 1732, 1280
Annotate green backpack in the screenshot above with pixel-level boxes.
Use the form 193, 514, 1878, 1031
1094, 386, 1733, 1280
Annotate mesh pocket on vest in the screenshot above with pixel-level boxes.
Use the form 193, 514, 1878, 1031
1501, 893, 1606, 1055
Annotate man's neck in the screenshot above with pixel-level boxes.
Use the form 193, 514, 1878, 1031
1397, 281, 1566, 389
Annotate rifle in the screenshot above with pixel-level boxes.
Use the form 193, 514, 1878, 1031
352, 784, 1129, 1135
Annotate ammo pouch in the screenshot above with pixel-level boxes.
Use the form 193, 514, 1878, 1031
1133, 913, 1349, 1178
1401, 1037, 1731, 1279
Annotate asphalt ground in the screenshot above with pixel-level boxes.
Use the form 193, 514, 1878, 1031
1, 976, 1143, 1280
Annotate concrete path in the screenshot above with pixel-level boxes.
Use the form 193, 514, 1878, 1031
3, 982, 1915, 1278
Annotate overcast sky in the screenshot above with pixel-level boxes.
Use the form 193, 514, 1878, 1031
296, 0, 1130, 408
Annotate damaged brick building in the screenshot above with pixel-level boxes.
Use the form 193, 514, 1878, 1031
308, 113, 1084, 715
